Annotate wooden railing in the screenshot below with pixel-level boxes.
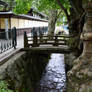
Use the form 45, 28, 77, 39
24, 31, 70, 48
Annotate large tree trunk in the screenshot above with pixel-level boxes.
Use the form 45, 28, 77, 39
48, 10, 57, 36
56, 0, 84, 56
67, 2, 92, 92
68, 0, 84, 56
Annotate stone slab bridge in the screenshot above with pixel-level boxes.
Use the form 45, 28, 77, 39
22, 31, 74, 54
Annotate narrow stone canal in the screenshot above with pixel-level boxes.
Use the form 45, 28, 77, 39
0, 52, 66, 92
36, 53, 66, 92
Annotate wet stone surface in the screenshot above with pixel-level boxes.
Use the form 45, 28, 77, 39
36, 53, 66, 92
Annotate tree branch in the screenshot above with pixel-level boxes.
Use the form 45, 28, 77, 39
57, 10, 62, 19
53, 10, 62, 24
69, 0, 78, 14
56, 0, 70, 21
69, 0, 83, 16
0, 1, 8, 11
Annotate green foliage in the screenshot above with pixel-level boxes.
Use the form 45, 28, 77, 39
57, 13, 67, 25
0, 6, 3, 11
14, 0, 32, 14
32, 0, 70, 14
0, 80, 13, 92
33, 0, 58, 11
67, 37, 78, 49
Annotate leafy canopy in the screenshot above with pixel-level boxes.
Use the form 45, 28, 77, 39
32, 0, 70, 13
14, 0, 32, 14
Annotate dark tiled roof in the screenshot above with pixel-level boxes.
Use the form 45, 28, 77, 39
0, 11, 48, 22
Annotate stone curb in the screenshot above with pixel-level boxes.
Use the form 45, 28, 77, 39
0, 48, 23, 66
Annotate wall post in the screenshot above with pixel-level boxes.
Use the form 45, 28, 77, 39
24, 31, 29, 48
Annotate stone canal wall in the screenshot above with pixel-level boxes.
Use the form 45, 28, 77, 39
64, 53, 77, 72
0, 51, 49, 92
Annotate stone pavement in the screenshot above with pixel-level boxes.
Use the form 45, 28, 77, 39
0, 34, 24, 63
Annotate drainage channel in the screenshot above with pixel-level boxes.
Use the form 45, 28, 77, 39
36, 53, 66, 92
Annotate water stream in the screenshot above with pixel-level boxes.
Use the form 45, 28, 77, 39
36, 53, 66, 92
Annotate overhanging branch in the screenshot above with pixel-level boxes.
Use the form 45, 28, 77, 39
56, 0, 70, 21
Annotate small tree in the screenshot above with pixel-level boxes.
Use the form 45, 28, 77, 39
32, 0, 70, 36
56, 0, 85, 54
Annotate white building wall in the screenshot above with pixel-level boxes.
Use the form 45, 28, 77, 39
10, 18, 48, 29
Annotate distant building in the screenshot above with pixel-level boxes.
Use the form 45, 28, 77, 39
0, 11, 48, 37
55, 25, 69, 35
28, 8, 48, 20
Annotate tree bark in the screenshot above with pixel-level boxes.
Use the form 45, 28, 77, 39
48, 10, 58, 36
69, 0, 84, 16
67, 2, 92, 92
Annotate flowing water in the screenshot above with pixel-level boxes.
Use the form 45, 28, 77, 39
36, 53, 66, 92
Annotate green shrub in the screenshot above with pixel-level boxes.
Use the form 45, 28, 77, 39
0, 80, 13, 92
67, 37, 79, 49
